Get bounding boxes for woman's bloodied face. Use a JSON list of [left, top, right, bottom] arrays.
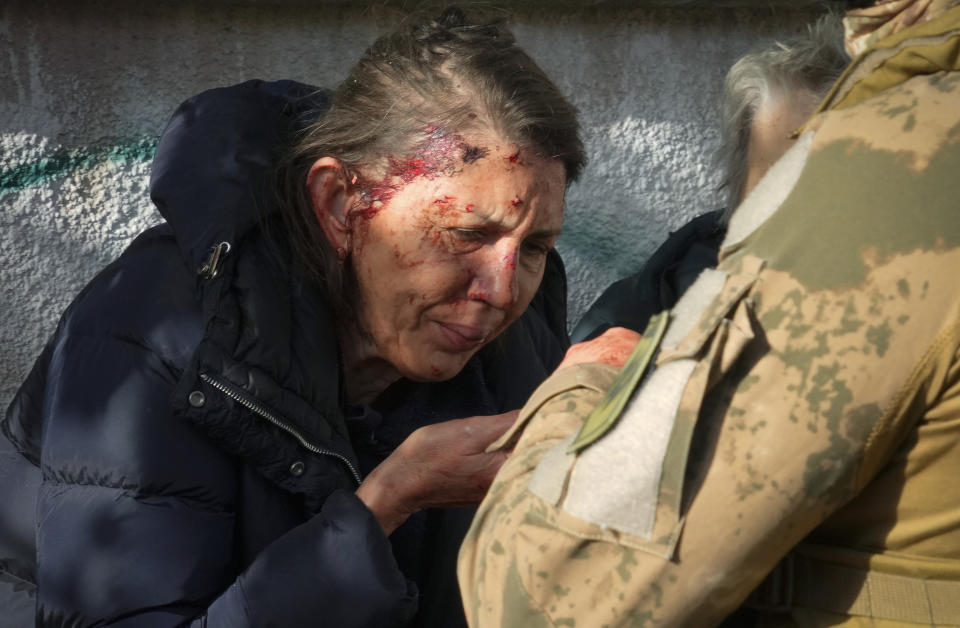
[[345, 129, 565, 382]]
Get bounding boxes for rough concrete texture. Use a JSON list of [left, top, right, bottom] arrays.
[[1, 1, 817, 410]]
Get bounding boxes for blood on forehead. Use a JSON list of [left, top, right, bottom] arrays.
[[388, 126, 488, 183], [348, 126, 491, 224]]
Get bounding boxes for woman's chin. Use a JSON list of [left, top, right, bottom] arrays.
[[401, 351, 475, 383]]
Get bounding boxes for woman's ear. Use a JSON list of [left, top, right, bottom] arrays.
[[306, 157, 357, 251]]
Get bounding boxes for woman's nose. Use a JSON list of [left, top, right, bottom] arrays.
[[468, 245, 520, 310]]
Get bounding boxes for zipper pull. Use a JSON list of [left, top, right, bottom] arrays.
[[197, 241, 232, 279]]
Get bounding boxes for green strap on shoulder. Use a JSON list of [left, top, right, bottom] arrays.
[[568, 312, 670, 454]]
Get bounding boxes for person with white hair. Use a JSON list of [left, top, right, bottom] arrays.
[[571, 14, 849, 345]]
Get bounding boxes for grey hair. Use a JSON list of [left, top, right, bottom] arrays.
[[717, 13, 849, 219], [274, 6, 583, 321]]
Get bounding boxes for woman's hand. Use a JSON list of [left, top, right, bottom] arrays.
[[557, 326, 641, 370], [356, 410, 518, 535]]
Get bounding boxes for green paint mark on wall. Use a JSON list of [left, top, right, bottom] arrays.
[[0, 136, 157, 197]]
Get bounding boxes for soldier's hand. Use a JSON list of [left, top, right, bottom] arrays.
[[355, 410, 518, 535], [557, 326, 641, 370]]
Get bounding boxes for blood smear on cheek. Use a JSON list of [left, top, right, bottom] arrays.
[[395, 244, 426, 268], [425, 227, 443, 247], [348, 180, 396, 224]]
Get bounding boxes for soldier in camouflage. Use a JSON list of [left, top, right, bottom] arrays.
[[459, 1, 960, 625]]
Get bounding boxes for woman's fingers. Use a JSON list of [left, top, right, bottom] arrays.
[[356, 412, 519, 535], [451, 410, 519, 453]]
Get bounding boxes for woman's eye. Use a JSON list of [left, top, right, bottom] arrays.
[[519, 242, 551, 271], [451, 228, 485, 242], [441, 228, 487, 254], [521, 241, 550, 257]]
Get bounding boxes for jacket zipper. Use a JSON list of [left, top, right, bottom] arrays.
[[199, 372, 362, 486]]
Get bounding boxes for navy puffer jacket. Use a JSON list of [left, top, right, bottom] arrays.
[[570, 209, 725, 343], [0, 80, 567, 627]]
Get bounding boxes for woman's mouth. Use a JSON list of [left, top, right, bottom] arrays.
[[432, 321, 490, 351]]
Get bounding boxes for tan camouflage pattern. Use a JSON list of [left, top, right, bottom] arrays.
[[844, 0, 960, 57], [459, 7, 960, 627]]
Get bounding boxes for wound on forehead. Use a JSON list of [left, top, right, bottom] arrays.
[[387, 126, 489, 184], [462, 144, 489, 164], [353, 126, 491, 222]]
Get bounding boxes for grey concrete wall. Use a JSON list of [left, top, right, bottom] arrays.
[[1, 1, 817, 410]]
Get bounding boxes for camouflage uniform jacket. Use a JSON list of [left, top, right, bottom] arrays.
[[459, 7, 960, 627]]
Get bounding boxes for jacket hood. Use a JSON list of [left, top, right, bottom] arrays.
[[150, 79, 330, 273]]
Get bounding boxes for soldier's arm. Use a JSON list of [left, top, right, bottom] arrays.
[[459, 257, 960, 627], [461, 44, 960, 626]]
